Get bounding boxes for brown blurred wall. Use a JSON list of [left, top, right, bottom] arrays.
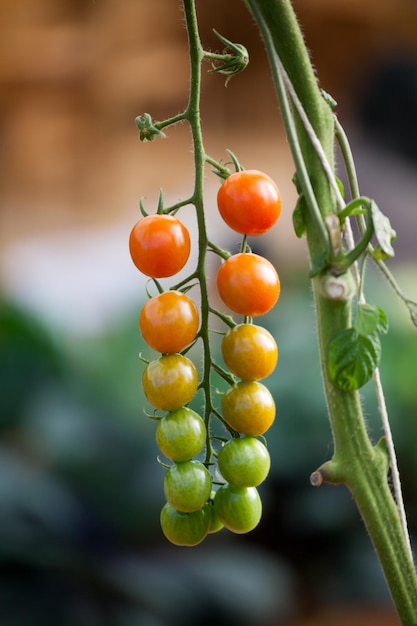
[[0, 0, 417, 252]]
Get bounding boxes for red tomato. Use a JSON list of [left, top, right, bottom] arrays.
[[139, 291, 199, 354], [129, 214, 190, 277], [216, 253, 280, 316], [217, 170, 281, 235]]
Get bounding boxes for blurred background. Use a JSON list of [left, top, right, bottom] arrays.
[[1, 0, 417, 624]]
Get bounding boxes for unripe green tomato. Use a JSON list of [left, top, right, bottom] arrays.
[[222, 381, 275, 436], [142, 354, 198, 411], [221, 324, 278, 381], [160, 502, 210, 546], [164, 460, 212, 513], [156, 408, 206, 462], [217, 437, 270, 487], [214, 484, 262, 534], [204, 492, 224, 534]]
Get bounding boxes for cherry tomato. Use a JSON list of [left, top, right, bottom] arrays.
[[217, 253, 280, 316], [142, 354, 198, 411], [221, 323, 278, 380], [217, 169, 281, 236], [221, 380, 275, 436], [129, 214, 190, 277], [204, 492, 224, 534], [217, 436, 270, 487], [213, 484, 262, 534], [160, 502, 210, 546], [140, 291, 199, 354], [164, 460, 212, 512], [156, 407, 206, 462]]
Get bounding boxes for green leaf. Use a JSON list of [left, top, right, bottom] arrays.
[[328, 328, 381, 391], [370, 201, 396, 258], [355, 304, 388, 336], [292, 195, 306, 238], [375, 306, 389, 335]]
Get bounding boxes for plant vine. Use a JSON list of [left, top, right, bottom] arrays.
[[129, 0, 417, 621]]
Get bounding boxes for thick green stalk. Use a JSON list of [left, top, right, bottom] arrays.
[[247, 0, 417, 621]]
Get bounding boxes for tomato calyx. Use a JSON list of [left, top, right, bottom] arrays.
[[206, 30, 249, 86], [135, 113, 167, 143]]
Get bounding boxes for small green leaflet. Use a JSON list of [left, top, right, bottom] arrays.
[[370, 201, 396, 259], [355, 304, 389, 337], [328, 304, 388, 391], [328, 328, 381, 391]]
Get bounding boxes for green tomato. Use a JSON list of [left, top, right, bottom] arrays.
[[214, 484, 262, 534], [204, 492, 224, 534], [142, 354, 198, 411], [156, 408, 206, 462], [160, 502, 210, 546], [217, 436, 270, 487], [164, 460, 212, 513]]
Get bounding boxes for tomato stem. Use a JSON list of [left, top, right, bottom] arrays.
[[246, 0, 417, 620], [181, 0, 225, 468]]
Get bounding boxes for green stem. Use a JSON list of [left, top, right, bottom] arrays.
[[247, 0, 417, 621], [182, 0, 217, 466], [336, 117, 417, 325]]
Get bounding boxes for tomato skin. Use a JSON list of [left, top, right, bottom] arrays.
[[140, 291, 199, 354], [156, 408, 206, 462], [217, 436, 271, 487], [213, 484, 262, 534], [142, 354, 198, 411], [221, 381, 275, 436], [217, 169, 281, 236], [221, 323, 278, 380], [217, 253, 280, 317], [204, 494, 224, 534], [164, 460, 212, 513], [129, 214, 191, 277], [160, 502, 210, 546]]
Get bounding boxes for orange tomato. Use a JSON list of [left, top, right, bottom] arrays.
[[217, 169, 281, 236], [217, 253, 280, 316], [221, 381, 275, 436], [129, 214, 190, 277], [221, 323, 278, 380], [140, 291, 199, 354]]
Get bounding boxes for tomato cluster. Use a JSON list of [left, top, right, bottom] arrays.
[[129, 169, 281, 546]]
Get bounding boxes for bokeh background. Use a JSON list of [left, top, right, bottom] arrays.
[[1, 1, 417, 624]]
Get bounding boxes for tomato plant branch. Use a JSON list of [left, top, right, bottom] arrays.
[[246, 0, 417, 620], [334, 118, 412, 554], [255, 24, 329, 256], [182, 0, 238, 470], [335, 117, 417, 327]]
